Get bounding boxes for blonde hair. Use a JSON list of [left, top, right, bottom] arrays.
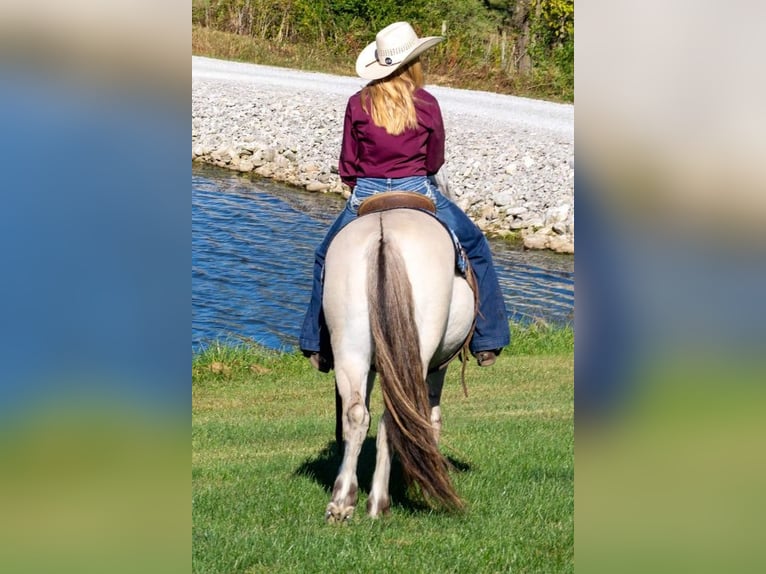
[[360, 60, 425, 135]]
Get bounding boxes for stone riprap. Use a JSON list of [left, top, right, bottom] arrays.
[[192, 56, 574, 253]]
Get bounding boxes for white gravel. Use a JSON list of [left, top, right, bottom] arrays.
[[192, 56, 574, 252]]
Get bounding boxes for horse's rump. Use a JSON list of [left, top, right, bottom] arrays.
[[323, 209, 471, 370]]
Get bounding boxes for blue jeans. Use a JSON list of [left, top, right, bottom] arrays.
[[299, 176, 510, 355]]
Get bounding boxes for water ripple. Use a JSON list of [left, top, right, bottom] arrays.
[[192, 166, 574, 351]]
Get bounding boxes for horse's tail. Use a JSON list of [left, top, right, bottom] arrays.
[[367, 216, 464, 511]]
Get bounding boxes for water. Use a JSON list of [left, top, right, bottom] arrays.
[[192, 165, 573, 352]]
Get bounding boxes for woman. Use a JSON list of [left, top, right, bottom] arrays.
[[299, 21, 510, 371]]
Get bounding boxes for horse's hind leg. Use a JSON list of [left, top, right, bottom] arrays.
[[334, 383, 343, 447], [427, 369, 447, 445], [367, 369, 447, 517], [367, 412, 392, 517], [326, 362, 370, 523]]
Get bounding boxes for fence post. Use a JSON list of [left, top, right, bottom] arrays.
[[501, 28, 507, 67]]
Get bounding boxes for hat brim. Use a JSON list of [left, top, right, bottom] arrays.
[[355, 36, 444, 81]]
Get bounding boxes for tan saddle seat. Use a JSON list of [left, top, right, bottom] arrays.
[[357, 191, 436, 217]]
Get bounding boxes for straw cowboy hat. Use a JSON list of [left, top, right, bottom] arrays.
[[355, 22, 444, 81]]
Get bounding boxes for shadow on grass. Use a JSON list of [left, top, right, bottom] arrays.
[[294, 438, 472, 513]]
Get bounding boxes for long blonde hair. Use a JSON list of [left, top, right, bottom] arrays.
[[360, 59, 425, 135]]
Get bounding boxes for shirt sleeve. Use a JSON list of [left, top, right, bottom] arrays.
[[425, 98, 445, 175], [338, 98, 359, 189]]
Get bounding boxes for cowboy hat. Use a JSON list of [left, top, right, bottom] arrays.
[[355, 22, 444, 81]]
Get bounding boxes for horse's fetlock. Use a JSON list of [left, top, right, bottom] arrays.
[[367, 494, 391, 518], [331, 477, 344, 499]]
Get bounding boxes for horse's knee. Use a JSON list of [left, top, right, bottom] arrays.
[[347, 402, 369, 429]]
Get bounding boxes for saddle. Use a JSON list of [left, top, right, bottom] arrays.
[[357, 191, 436, 217]]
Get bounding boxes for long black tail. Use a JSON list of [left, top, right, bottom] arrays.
[[367, 215, 463, 511]]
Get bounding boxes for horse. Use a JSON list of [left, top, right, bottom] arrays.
[[321, 200, 476, 522]]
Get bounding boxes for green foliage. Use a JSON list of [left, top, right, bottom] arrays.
[[528, 0, 574, 70], [191, 0, 573, 101], [537, 0, 575, 43]]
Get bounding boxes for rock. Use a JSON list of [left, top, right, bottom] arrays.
[[522, 156, 535, 169], [523, 233, 549, 250], [274, 154, 291, 168], [210, 145, 227, 161], [479, 204, 497, 220], [306, 181, 330, 192], [493, 192, 514, 207], [224, 146, 238, 162], [548, 235, 574, 254], [237, 159, 254, 172], [262, 148, 276, 162], [255, 165, 274, 177], [545, 203, 571, 225], [300, 163, 321, 174]]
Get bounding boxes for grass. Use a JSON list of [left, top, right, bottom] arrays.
[[192, 25, 353, 78], [192, 323, 573, 573], [507, 320, 574, 355]]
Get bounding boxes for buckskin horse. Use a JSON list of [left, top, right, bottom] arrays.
[[322, 193, 476, 522]]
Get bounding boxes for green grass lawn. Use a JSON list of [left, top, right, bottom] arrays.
[[193, 324, 573, 573]]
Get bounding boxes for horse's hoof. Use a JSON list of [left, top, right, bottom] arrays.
[[325, 502, 354, 524]]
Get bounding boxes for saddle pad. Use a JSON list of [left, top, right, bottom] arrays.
[[357, 191, 436, 216]]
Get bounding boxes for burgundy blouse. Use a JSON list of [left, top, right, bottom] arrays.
[[338, 88, 445, 189]]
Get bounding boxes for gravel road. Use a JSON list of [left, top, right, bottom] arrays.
[[192, 56, 574, 252]]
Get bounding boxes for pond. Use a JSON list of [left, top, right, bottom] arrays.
[[192, 165, 573, 352]]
